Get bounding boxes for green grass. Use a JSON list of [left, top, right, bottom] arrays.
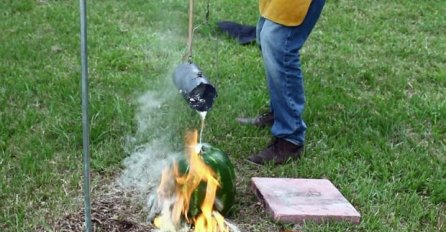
[[1, 0, 445, 231]]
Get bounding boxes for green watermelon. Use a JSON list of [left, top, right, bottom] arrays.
[[176, 143, 236, 218]]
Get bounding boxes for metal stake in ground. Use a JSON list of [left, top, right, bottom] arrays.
[[79, 0, 92, 231]]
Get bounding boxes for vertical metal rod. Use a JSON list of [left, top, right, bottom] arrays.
[[186, 0, 194, 61], [79, 0, 92, 231]]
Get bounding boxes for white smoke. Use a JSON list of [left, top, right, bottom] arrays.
[[115, 18, 186, 194], [117, 138, 179, 194], [116, 87, 182, 193]]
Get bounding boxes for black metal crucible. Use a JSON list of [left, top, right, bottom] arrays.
[[172, 62, 217, 112]]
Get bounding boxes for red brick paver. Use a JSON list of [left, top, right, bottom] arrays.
[[251, 177, 361, 224]]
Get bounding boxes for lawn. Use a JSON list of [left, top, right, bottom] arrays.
[[1, 0, 445, 231]]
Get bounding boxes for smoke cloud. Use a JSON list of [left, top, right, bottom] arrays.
[[116, 28, 185, 197]]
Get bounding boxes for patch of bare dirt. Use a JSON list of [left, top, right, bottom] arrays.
[[40, 158, 287, 232], [39, 188, 153, 232]]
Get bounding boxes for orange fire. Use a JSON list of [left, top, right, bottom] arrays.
[[153, 130, 229, 232]]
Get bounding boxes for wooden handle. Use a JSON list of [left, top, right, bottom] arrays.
[[186, 0, 194, 61]]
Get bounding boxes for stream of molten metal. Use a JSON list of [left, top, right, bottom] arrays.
[[154, 130, 229, 232]]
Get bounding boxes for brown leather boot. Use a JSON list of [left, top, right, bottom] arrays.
[[247, 138, 304, 165], [236, 112, 274, 127]]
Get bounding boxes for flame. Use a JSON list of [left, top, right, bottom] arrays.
[[154, 130, 229, 232]]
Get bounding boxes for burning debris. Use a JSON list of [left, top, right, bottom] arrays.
[[147, 130, 238, 232]]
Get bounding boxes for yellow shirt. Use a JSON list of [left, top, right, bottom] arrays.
[[259, 0, 312, 26]]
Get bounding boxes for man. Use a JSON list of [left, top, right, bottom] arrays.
[[238, 0, 325, 165]]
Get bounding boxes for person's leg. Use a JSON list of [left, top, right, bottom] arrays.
[[256, 17, 265, 48], [248, 0, 325, 165], [261, 0, 325, 145], [261, 19, 306, 145], [235, 17, 275, 127]]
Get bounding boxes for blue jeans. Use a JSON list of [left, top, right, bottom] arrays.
[[256, 0, 325, 145]]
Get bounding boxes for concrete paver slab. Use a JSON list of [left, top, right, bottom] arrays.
[[251, 177, 361, 224]]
